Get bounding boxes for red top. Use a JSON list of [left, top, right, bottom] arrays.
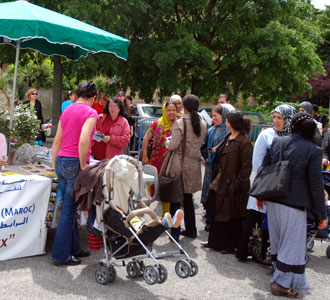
[[92, 101, 105, 115]]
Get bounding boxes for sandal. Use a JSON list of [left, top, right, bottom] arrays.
[[270, 282, 301, 298]]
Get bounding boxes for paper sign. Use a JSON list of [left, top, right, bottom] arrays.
[[0, 175, 51, 261], [200, 109, 212, 126]]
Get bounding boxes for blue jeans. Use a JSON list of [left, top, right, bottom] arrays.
[[51, 156, 81, 263]]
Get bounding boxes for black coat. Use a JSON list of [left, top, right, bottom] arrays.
[[23, 99, 44, 124], [23, 99, 45, 142], [205, 133, 252, 222], [263, 133, 327, 220]]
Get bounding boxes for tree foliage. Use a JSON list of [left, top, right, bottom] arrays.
[[317, 5, 330, 65], [104, 0, 324, 102], [0, 0, 327, 105]]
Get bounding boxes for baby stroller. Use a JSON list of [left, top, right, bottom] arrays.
[[306, 171, 330, 260], [91, 155, 198, 285]]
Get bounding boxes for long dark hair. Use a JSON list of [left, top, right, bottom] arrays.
[[123, 95, 132, 118], [226, 111, 251, 135], [103, 97, 127, 118], [76, 81, 97, 99], [183, 94, 201, 137]]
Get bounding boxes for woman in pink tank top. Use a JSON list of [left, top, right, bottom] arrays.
[[51, 81, 98, 266]]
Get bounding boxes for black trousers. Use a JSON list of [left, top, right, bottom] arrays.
[[182, 193, 196, 235], [170, 193, 196, 238], [170, 202, 181, 239]]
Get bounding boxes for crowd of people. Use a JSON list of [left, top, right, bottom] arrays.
[[2, 81, 329, 298]]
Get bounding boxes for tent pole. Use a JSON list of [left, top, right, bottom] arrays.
[[8, 40, 20, 155]]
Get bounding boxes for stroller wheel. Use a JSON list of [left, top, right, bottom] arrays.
[[138, 260, 145, 276], [326, 245, 330, 258], [157, 264, 168, 284], [143, 266, 159, 285], [108, 265, 117, 283], [126, 261, 140, 278], [305, 253, 309, 265], [95, 266, 110, 285], [188, 260, 199, 277], [175, 260, 191, 279]]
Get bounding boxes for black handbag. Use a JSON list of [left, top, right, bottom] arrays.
[[249, 136, 290, 200], [159, 119, 187, 203]]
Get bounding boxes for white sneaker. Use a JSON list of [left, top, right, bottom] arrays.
[[172, 209, 184, 228], [162, 213, 173, 228]]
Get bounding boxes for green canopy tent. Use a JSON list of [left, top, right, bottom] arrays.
[[0, 0, 129, 148]]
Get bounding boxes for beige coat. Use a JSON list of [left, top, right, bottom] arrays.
[[161, 113, 207, 194]]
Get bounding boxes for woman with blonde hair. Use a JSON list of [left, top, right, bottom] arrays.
[[23, 88, 45, 145]]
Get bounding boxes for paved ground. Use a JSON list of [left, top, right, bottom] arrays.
[[1, 189, 330, 300]]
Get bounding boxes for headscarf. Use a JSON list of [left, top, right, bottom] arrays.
[[272, 104, 296, 136], [206, 105, 230, 163], [157, 102, 175, 133], [298, 101, 313, 116]]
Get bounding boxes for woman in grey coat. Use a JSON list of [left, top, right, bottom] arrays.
[[165, 94, 207, 240]]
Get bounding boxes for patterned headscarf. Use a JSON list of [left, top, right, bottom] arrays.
[[272, 104, 296, 136], [157, 102, 175, 133]]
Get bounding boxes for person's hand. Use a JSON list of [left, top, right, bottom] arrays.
[[0, 159, 8, 167], [212, 146, 217, 154], [142, 155, 149, 166], [102, 135, 110, 143], [256, 200, 265, 210], [322, 159, 329, 166], [80, 163, 89, 171], [318, 219, 328, 230]]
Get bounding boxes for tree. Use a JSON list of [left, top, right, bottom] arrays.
[[100, 0, 324, 103], [0, 0, 326, 105], [317, 5, 330, 65], [292, 65, 330, 107]]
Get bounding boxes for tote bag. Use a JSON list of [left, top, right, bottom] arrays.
[[249, 137, 290, 200]]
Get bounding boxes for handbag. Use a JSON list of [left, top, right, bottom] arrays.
[[159, 119, 187, 203], [249, 136, 290, 200]]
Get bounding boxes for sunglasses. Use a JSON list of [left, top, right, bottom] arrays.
[[32, 92, 38, 95]]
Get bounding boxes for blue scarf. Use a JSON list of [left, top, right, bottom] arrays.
[[206, 107, 229, 163]]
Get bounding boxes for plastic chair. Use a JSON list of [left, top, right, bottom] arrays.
[[142, 164, 159, 204]]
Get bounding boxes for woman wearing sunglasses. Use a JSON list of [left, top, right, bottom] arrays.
[[23, 88, 45, 145]]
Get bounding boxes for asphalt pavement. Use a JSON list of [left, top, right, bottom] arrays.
[[1, 176, 330, 299]]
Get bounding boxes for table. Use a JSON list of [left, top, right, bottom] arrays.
[[0, 169, 52, 261]]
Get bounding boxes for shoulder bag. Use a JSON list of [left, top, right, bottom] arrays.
[[249, 136, 290, 200], [159, 119, 187, 203]]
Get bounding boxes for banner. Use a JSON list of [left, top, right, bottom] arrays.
[[0, 175, 51, 261]]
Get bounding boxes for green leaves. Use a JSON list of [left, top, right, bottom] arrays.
[[0, 0, 327, 106]]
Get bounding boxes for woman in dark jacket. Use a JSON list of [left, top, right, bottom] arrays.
[[258, 112, 328, 298], [201, 111, 252, 253], [23, 88, 45, 145]]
